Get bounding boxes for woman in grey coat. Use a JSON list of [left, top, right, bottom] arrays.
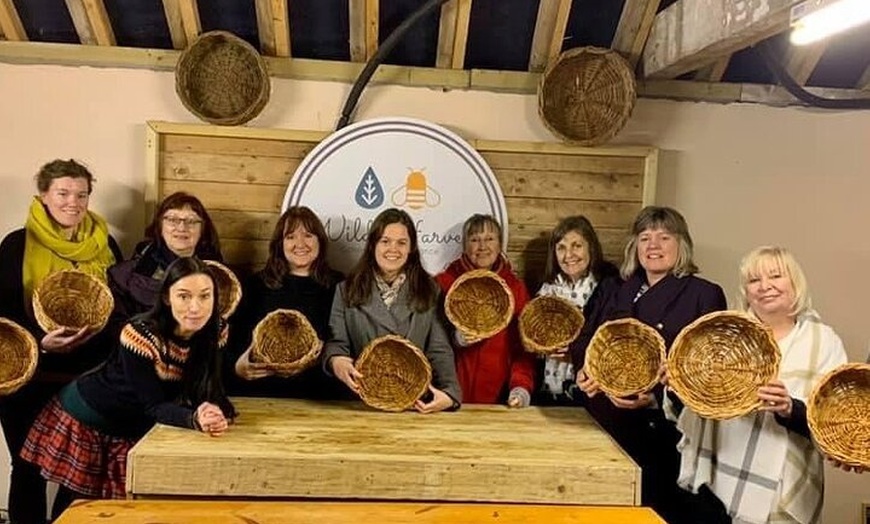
[[322, 208, 461, 412]]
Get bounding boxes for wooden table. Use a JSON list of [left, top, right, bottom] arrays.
[[57, 500, 666, 523], [126, 398, 639, 505]]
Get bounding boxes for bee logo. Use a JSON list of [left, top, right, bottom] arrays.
[[391, 169, 441, 210]]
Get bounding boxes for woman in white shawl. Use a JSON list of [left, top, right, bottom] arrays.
[[669, 246, 847, 524]]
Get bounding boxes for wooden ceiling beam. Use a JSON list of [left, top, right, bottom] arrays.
[[0, 0, 27, 41], [65, 0, 115, 46], [271, 0, 290, 57], [783, 40, 827, 86], [643, 0, 801, 79], [693, 54, 730, 82], [611, 0, 662, 69], [528, 0, 572, 72], [161, 0, 188, 49], [255, 0, 277, 55], [349, 0, 365, 62], [450, 0, 472, 69], [365, 0, 378, 61], [178, 0, 201, 45], [437, 0, 472, 69]]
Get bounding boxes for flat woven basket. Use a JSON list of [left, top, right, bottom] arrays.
[[32, 270, 113, 340], [538, 46, 636, 146], [808, 363, 870, 469], [355, 335, 432, 412], [0, 318, 38, 396], [519, 295, 585, 354], [444, 269, 514, 340], [668, 310, 781, 420], [175, 30, 270, 126], [584, 318, 665, 397], [251, 309, 322, 375], [203, 260, 242, 319]]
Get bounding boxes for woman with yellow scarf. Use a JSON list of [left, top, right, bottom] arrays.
[[0, 159, 122, 524]]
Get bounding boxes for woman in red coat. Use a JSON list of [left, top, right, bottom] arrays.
[[435, 214, 535, 407]]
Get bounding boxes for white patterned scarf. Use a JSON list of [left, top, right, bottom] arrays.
[[672, 311, 847, 524], [375, 273, 406, 310]]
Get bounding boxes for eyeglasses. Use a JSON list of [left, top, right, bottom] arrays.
[[163, 216, 203, 229]]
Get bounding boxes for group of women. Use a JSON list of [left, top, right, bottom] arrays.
[[0, 158, 857, 524]]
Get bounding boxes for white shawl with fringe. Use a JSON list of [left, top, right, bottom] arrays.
[[670, 312, 847, 524]]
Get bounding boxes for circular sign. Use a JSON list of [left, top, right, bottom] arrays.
[[283, 117, 508, 274]]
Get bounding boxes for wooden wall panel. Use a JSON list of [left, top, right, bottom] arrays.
[[147, 122, 656, 288]]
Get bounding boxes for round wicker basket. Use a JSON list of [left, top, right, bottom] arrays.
[[32, 270, 113, 340], [444, 269, 514, 340], [538, 46, 636, 146], [175, 30, 270, 126], [355, 335, 432, 412], [203, 260, 242, 319], [584, 318, 665, 398], [251, 309, 322, 375], [0, 318, 38, 396], [808, 363, 870, 469], [519, 295, 585, 354], [668, 311, 781, 420]]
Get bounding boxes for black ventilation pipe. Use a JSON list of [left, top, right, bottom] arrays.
[[336, 0, 452, 130]]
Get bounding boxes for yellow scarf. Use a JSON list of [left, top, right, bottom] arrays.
[[23, 197, 117, 306]]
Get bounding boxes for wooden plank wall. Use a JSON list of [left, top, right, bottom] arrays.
[[148, 123, 656, 290]]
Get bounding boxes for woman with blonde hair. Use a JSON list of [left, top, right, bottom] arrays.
[[672, 246, 848, 523]]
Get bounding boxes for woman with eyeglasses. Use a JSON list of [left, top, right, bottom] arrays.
[[107, 192, 223, 327]]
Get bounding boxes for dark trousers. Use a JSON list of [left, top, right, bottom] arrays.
[[0, 381, 63, 524]]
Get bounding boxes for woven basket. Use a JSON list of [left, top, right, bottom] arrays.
[[519, 295, 585, 354], [355, 335, 432, 412], [444, 269, 515, 340], [0, 318, 38, 396], [584, 318, 665, 397], [668, 311, 781, 420], [32, 270, 113, 339], [203, 260, 242, 319], [808, 363, 870, 469], [175, 30, 270, 126], [538, 46, 636, 146], [251, 309, 322, 375]]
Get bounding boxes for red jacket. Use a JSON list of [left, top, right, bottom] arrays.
[[435, 254, 536, 404]]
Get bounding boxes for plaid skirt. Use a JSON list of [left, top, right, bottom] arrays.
[[20, 397, 135, 499]]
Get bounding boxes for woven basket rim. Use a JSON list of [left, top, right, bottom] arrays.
[[252, 308, 322, 373], [519, 295, 585, 354], [32, 269, 114, 335], [538, 46, 637, 146], [808, 362, 870, 468], [584, 317, 665, 397], [355, 334, 432, 412], [444, 269, 515, 340], [0, 317, 38, 396], [668, 310, 781, 420], [175, 30, 271, 126], [203, 260, 242, 319]]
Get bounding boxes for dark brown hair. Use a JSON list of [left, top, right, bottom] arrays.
[[543, 215, 607, 283], [260, 206, 336, 289], [144, 192, 222, 260]]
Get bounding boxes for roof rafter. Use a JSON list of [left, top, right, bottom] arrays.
[[784, 40, 827, 86], [177, 0, 201, 46], [161, 0, 188, 49], [255, 0, 290, 57], [528, 0, 572, 72], [0, 0, 27, 41], [255, 0, 277, 55], [694, 54, 730, 82], [65, 0, 116, 46], [643, 0, 801, 79], [436, 0, 471, 69], [349, 0, 365, 62], [611, 0, 662, 69], [859, 63, 870, 91]]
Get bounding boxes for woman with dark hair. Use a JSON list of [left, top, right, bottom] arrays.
[[20, 257, 235, 518], [229, 206, 343, 399], [323, 208, 461, 413], [534, 215, 620, 405], [435, 214, 535, 408], [0, 158, 122, 523], [571, 206, 727, 524], [108, 191, 222, 325]]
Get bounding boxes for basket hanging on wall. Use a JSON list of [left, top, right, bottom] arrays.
[[538, 46, 637, 146], [175, 30, 271, 126]]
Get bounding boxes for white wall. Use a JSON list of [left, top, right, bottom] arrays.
[[1, 62, 869, 522]]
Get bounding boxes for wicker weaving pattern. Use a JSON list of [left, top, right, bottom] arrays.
[[538, 47, 636, 146], [808, 363, 870, 469], [32, 270, 113, 340], [355, 335, 432, 412], [203, 260, 242, 319], [668, 311, 781, 420], [444, 269, 515, 340], [175, 30, 270, 126], [584, 318, 665, 398], [519, 295, 585, 354], [251, 309, 322, 375], [0, 318, 38, 396]]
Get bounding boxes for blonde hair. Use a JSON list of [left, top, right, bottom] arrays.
[[738, 246, 810, 317], [620, 206, 698, 280]]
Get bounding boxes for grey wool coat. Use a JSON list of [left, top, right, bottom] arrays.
[[322, 281, 462, 405]]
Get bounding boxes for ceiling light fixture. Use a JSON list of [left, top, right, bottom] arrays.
[[790, 0, 870, 45]]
